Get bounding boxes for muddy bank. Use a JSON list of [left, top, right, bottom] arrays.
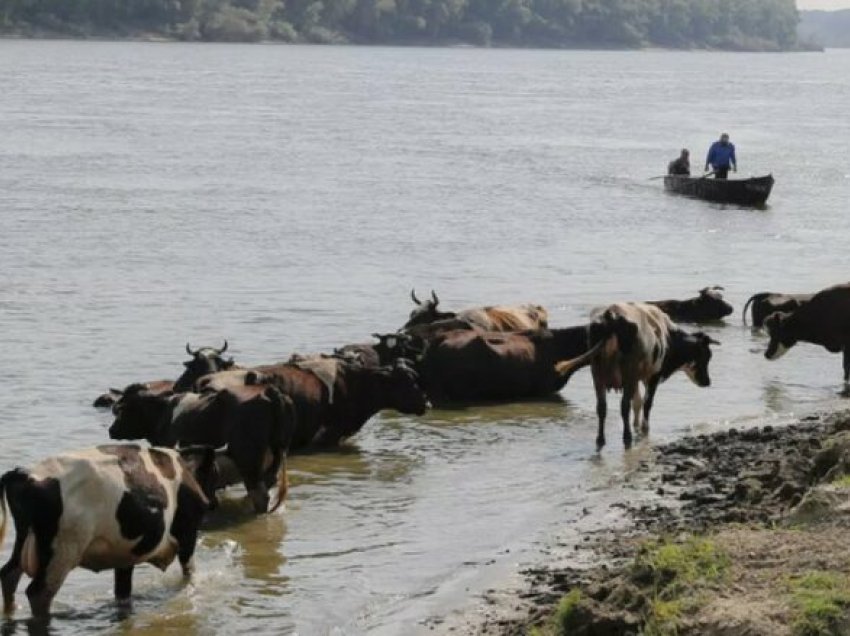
[[470, 411, 850, 635]]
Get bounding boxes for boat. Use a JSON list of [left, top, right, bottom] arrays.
[[663, 174, 774, 206]]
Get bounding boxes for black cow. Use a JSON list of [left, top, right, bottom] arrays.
[[648, 286, 733, 323], [764, 283, 850, 382], [93, 341, 235, 408], [109, 383, 295, 513], [0, 445, 216, 618], [743, 292, 813, 327]]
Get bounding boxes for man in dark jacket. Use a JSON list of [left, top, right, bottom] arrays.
[[668, 149, 690, 175], [705, 133, 737, 179]]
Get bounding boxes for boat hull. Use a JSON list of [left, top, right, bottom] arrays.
[[663, 174, 774, 206]]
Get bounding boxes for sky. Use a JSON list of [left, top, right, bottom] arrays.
[[798, 0, 850, 9]]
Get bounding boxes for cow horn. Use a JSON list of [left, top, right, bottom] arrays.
[[218, 340, 228, 354], [186, 343, 198, 356], [431, 290, 439, 305], [109, 387, 124, 396], [411, 289, 422, 305]]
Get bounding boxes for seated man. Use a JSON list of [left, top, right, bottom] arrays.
[[668, 148, 690, 176]]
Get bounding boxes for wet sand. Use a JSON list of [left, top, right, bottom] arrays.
[[446, 409, 850, 635]]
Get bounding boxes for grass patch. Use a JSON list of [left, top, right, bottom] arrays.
[[830, 474, 850, 488], [531, 588, 581, 636], [633, 536, 729, 635], [789, 571, 850, 636]]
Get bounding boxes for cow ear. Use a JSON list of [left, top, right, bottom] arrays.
[[694, 332, 720, 346], [183, 361, 192, 368]]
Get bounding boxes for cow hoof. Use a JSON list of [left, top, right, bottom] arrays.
[[623, 436, 633, 449], [595, 437, 606, 451]]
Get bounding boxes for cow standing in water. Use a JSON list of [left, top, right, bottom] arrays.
[[93, 342, 236, 408], [764, 283, 850, 382], [404, 289, 548, 332], [109, 384, 295, 513], [744, 292, 813, 327], [556, 303, 719, 450], [0, 445, 216, 618]]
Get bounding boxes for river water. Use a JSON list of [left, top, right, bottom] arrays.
[[1, 41, 849, 635]]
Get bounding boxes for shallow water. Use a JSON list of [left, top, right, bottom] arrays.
[[0, 41, 849, 635]]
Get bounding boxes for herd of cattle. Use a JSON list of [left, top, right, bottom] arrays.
[[2, 282, 849, 619]]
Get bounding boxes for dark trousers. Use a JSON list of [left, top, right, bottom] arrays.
[[714, 166, 730, 179]]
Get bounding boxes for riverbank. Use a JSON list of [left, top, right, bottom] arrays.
[[461, 410, 850, 635]]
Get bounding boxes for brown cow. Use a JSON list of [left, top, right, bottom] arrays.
[[404, 289, 548, 332], [203, 359, 430, 450], [414, 325, 591, 402], [764, 283, 850, 382]]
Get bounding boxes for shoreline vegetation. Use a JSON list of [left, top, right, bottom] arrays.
[[481, 411, 850, 636], [0, 0, 817, 51]]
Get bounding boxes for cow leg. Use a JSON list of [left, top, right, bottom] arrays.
[[642, 376, 661, 433], [593, 372, 607, 450], [114, 566, 134, 601], [1, 552, 23, 615], [632, 387, 645, 435], [843, 348, 850, 384], [26, 543, 76, 619], [621, 380, 637, 448]]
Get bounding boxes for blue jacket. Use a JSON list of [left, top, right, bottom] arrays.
[[706, 141, 736, 169]]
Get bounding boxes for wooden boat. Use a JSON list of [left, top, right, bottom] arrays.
[[663, 174, 774, 206]]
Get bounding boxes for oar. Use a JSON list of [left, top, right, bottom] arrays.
[[648, 175, 667, 181], [700, 170, 717, 179]]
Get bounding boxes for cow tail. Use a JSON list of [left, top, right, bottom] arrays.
[[742, 293, 766, 326], [554, 338, 608, 379], [266, 387, 294, 513], [0, 469, 28, 550], [0, 473, 7, 550]]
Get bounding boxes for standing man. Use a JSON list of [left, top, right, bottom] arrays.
[[705, 133, 736, 179]]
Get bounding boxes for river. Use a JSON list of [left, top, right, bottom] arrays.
[[1, 41, 849, 635]]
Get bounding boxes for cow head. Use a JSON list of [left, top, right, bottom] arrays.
[[381, 359, 430, 415], [403, 289, 455, 329], [109, 384, 173, 444], [372, 332, 426, 364], [764, 312, 795, 360], [174, 341, 235, 392], [179, 446, 219, 510], [696, 286, 734, 320], [681, 332, 719, 387]]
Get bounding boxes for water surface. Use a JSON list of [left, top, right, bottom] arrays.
[[1, 41, 849, 635]]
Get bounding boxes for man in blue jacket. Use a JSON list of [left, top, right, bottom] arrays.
[[705, 133, 737, 179]]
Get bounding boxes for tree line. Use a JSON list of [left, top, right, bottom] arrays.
[[0, 0, 801, 50]]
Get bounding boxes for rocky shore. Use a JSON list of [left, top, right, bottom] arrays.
[[475, 411, 850, 635]]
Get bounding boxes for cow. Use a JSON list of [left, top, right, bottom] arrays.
[[202, 359, 429, 450], [764, 283, 850, 382], [0, 444, 216, 618], [404, 289, 548, 333], [743, 292, 813, 327], [333, 333, 425, 368], [556, 303, 719, 450], [109, 383, 295, 513], [647, 286, 733, 323], [413, 326, 591, 402], [93, 341, 236, 408]]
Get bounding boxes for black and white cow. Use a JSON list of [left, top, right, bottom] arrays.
[[0, 445, 216, 618], [556, 302, 719, 450]]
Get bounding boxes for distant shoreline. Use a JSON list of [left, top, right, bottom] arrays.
[[0, 30, 824, 53]]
